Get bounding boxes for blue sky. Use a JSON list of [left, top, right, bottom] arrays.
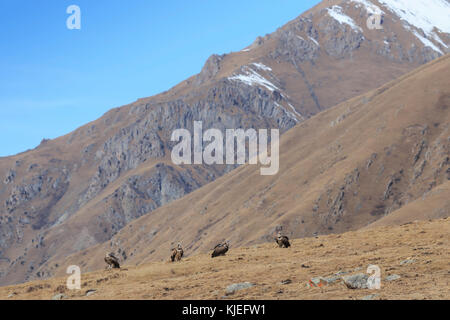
[[0, 0, 320, 157]]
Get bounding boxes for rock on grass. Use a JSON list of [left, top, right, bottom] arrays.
[[342, 274, 369, 289], [225, 282, 254, 295]]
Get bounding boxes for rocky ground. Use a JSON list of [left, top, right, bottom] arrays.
[[1, 217, 448, 300]]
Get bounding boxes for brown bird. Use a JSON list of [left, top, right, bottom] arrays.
[[104, 252, 120, 269], [170, 243, 184, 262], [211, 241, 230, 258], [275, 232, 291, 248]]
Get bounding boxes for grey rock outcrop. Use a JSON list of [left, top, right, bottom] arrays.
[[342, 273, 369, 289], [225, 282, 255, 295]]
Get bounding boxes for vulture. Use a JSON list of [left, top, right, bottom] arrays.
[[170, 243, 184, 262], [104, 252, 120, 269], [275, 232, 291, 248], [211, 241, 229, 258]]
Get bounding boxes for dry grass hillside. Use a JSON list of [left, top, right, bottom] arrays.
[[1, 217, 448, 300]]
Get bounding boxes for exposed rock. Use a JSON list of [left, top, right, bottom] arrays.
[[3, 170, 16, 185], [324, 275, 342, 284], [307, 277, 329, 287], [400, 259, 416, 266], [385, 274, 401, 282], [225, 282, 255, 295], [85, 289, 97, 296], [318, 13, 364, 58], [271, 17, 320, 64], [361, 294, 378, 300], [52, 293, 67, 300], [342, 273, 369, 289], [196, 54, 224, 85]]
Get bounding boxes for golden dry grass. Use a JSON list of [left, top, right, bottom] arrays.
[[1, 217, 448, 300]]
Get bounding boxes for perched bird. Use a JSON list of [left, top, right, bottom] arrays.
[[170, 243, 184, 262], [211, 241, 230, 258], [275, 232, 291, 248], [104, 252, 120, 269]]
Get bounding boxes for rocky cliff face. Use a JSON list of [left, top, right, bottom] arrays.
[[1, 0, 449, 285]]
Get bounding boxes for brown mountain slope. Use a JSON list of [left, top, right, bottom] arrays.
[[1, 217, 448, 300], [1, 0, 449, 285], [47, 53, 450, 278], [365, 181, 450, 228]]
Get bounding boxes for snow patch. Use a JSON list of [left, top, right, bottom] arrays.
[[431, 33, 448, 49], [351, 0, 385, 15], [274, 102, 300, 123], [287, 102, 304, 121], [378, 0, 450, 35], [412, 30, 444, 54], [309, 36, 319, 46], [327, 5, 363, 32], [378, 0, 449, 52], [229, 66, 279, 92], [251, 62, 272, 72]]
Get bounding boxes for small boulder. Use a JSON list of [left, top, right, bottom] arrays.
[[225, 282, 254, 295], [400, 259, 416, 266], [361, 294, 378, 300], [307, 277, 328, 288], [343, 274, 369, 289], [52, 293, 67, 300], [385, 274, 401, 282], [324, 276, 341, 284], [85, 289, 97, 297]]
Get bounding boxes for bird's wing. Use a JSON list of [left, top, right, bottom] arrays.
[[109, 253, 118, 260]]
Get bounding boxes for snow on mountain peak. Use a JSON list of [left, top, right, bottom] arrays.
[[228, 66, 279, 92], [377, 0, 450, 36], [327, 5, 363, 32], [351, 0, 385, 15], [350, 0, 449, 53]]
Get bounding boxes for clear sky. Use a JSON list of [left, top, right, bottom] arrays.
[[0, 0, 320, 157]]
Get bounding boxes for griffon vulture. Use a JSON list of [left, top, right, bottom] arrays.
[[170, 243, 184, 262], [211, 241, 229, 258], [275, 232, 291, 248], [104, 252, 120, 269]]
